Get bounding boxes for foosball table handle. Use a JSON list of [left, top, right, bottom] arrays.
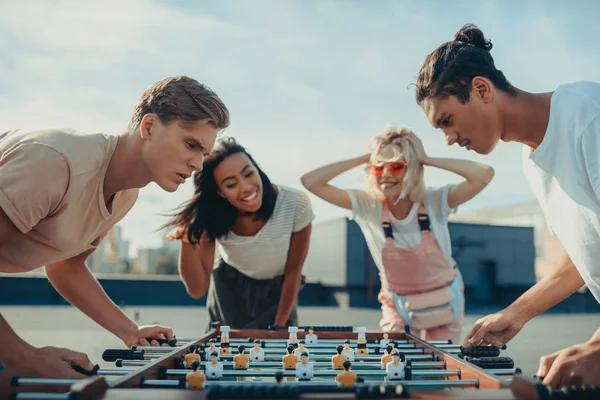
[[468, 356, 514, 369], [459, 345, 506, 358], [71, 363, 100, 376], [143, 337, 177, 347], [535, 383, 600, 399], [102, 349, 144, 362]]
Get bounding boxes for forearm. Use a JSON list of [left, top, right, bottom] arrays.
[[274, 272, 302, 326], [178, 243, 211, 299], [45, 263, 137, 342], [0, 314, 30, 364], [423, 157, 494, 184], [301, 154, 370, 189], [507, 250, 584, 322]]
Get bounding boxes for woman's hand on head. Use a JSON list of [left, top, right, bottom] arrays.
[[405, 133, 429, 164]]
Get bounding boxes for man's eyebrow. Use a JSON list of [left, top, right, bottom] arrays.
[[435, 112, 447, 128]]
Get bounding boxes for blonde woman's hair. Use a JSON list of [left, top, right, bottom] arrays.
[[366, 126, 426, 203]]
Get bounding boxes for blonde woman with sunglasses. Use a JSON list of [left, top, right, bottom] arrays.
[[301, 127, 494, 343]]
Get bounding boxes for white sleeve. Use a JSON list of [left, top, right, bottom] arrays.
[[581, 116, 600, 199], [292, 190, 315, 232], [427, 185, 457, 222], [347, 189, 380, 223]]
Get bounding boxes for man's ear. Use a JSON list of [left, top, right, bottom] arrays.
[[471, 76, 494, 104], [139, 114, 157, 140]]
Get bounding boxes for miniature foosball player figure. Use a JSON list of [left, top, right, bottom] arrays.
[[379, 332, 390, 350], [386, 351, 406, 381], [356, 327, 368, 356], [233, 345, 249, 369], [282, 345, 298, 369], [274, 370, 284, 385], [381, 345, 394, 369], [207, 338, 220, 360], [294, 340, 309, 359], [331, 345, 348, 370], [233, 344, 249, 381], [336, 360, 358, 388], [249, 339, 265, 362], [205, 351, 224, 380], [186, 360, 206, 389], [295, 352, 314, 381], [220, 326, 231, 355], [288, 326, 299, 348], [184, 344, 201, 368], [341, 339, 355, 361], [305, 327, 318, 344]]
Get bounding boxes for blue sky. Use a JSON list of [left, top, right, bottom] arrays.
[[2, 0, 600, 255]]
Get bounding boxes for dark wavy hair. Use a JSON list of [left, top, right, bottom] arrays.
[[415, 23, 516, 105], [164, 137, 276, 243]]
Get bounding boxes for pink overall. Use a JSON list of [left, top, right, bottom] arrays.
[[377, 201, 465, 344]]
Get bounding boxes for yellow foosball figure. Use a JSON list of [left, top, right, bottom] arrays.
[[184, 345, 201, 368], [331, 345, 348, 370], [336, 360, 358, 388], [186, 361, 206, 389]]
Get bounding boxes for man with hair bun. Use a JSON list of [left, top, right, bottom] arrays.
[[416, 23, 600, 389]]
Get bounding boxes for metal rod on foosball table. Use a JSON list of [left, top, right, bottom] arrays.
[[216, 353, 436, 362], [164, 368, 461, 379], [140, 378, 479, 389], [10, 378, 116, 387], [10, 394, 71, 400], [190, 360, 446, 370], [116, 360, 151, 367]]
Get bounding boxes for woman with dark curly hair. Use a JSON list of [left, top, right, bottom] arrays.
[[166, 137, 314, 331]]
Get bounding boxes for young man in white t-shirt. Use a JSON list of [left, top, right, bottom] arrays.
[[0, 76, 229, 381], [415, 23, 600, 388]]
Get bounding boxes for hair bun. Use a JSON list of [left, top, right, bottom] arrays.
[[453, 23, 493, 51]]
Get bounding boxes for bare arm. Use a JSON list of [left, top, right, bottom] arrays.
[[407, 134, 494, 209], [301, 154, 371, 210], [465, 245, 584, 346], [423, 157, 494, 208], [274, 224, 312, 326], [506, 246, 584, 322], [45, 250, 174, 347], [178, 233, 216, 299]]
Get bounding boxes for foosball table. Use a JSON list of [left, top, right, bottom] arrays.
[[7, 324, 599, 399]]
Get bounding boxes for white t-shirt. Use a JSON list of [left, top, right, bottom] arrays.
[[216, 185, 315, 279], [347, 185, 457, 276], [522, 81, 600, 304]]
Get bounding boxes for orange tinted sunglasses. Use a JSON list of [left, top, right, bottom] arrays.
[[368, 162, 406, 177]]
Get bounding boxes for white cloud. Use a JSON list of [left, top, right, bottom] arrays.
[[1, 0, 599, 257]]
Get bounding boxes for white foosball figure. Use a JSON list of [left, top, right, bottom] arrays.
[[207, 339, 220, 360], [380, 332, 390, 350], [294, 340, 309, 358], [356, 327, 368, 355], [287, 326, 299, 347], [205, 351, 224, 380], [295, 352, 313, 380], [249, 339, 265, 362], [341, 339, 355, 361], [305, 327, 318, 344], [220, 325, 231, 354], [385, 352, 405, 380]]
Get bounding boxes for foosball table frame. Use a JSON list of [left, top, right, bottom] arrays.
[[6, 324, 587, 400]]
